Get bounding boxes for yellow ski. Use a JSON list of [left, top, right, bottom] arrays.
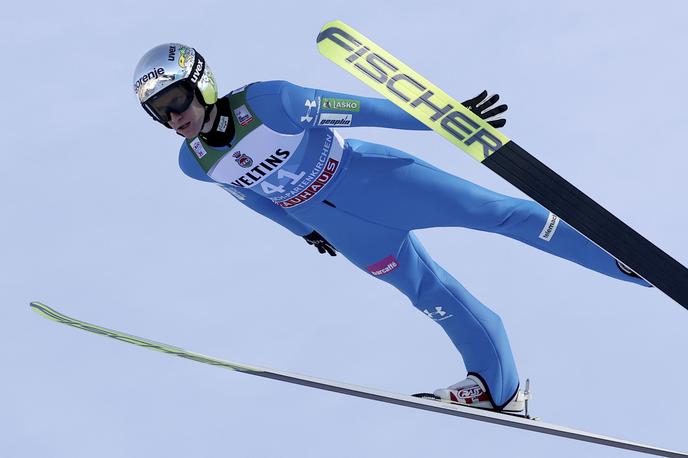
[[316, 20, 688, 310]]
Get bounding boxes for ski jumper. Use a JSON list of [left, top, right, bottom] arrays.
[[178, 81, 649, 408]]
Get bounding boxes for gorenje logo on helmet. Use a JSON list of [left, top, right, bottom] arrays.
[[134, 67, 165, 91]]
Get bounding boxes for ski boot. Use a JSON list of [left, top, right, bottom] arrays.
[[416, 375, 533, 417]]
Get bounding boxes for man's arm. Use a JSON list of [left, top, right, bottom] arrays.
[[216, 185, 337, 256], [215, 183, 315, 237], [248, 81, 506, 132]]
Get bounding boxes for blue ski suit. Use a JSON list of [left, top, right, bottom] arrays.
[[178, 81, 649, 408]]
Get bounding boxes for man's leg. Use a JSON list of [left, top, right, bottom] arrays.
[[332, 140, 649, 286], [293, 202, 520, 408]]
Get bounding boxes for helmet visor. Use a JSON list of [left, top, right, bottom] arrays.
[[143, 81, 195, 123]]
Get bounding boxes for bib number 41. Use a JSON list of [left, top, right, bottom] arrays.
[[260, 169, 306, 194]]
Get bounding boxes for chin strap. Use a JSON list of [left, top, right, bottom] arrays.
[[195, 86, 216, 126], [203, 101, 214, 124]]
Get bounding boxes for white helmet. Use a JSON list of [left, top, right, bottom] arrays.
[[133, 43, 218, 127]]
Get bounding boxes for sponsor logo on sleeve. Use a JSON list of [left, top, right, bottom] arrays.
[[190, 138, 207, 159], [317, 113, 352, 127], [301, 99, 318, 123], [321, 98, 360, 112], [233, 104, 254, 126], [539, 212, 561, 241], [367, 255, 399, 276]]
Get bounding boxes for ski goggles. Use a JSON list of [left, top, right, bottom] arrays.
[[142, 80, 196, 124]]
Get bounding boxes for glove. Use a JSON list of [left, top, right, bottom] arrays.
[[462, 90, 508, 128], [303, 231, 337, 256]]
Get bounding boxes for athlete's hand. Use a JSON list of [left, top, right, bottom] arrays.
[[303, 231, 337, 256], [462, 90, 508, 128]]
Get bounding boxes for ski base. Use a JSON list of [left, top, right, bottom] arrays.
[[30, 301, 687, 457]]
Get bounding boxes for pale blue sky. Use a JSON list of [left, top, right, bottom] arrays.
[[4, 1, 688, 457]]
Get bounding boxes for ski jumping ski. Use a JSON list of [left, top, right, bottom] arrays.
[[30, 301, 686, 457], [316, 20, 688, 310]]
